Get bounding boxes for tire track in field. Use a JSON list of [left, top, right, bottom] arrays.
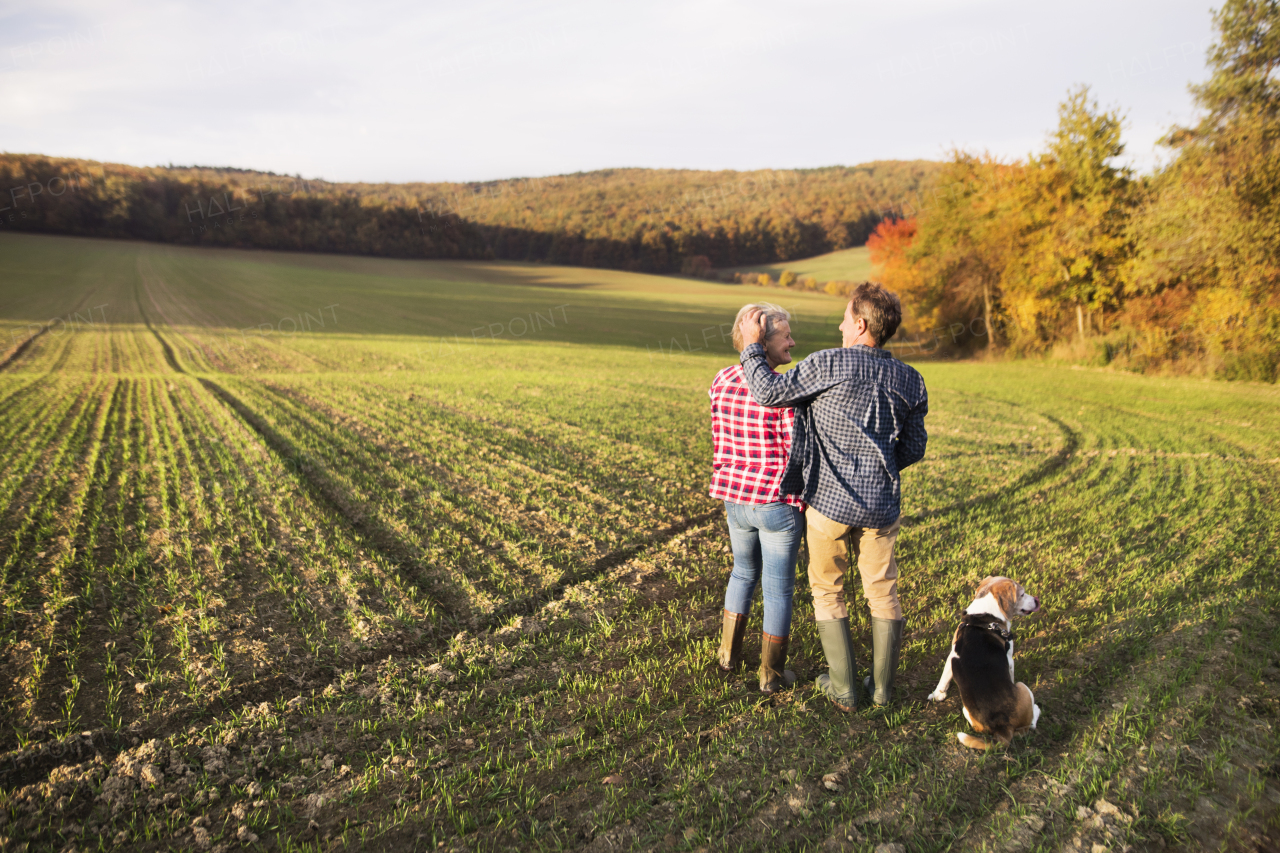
[[260, 378, 734, 635], [133, 274, 503, 626], [944, 453, 1280, 852], [903, 408, 1079, 526], [0, 328, 50, 373], [372, 385, 692, 525], [550, 416, 1276, 853], [261, 381, 665, 606], [484, 506, 722, 625], [241, 382, 512, 612], [196, 377, 471, 625], [0, 316, 727, 770], [138, 255, 331, 375], [0, 286, 103, 373], [133, 280, 183, 373], [420, 387, 700, 512], [177, 380, 419, 638], [131, 301, 710, 636], [129, 278, 470, 622], [144, 375, 713, 632], [167, 382, 358, 655]]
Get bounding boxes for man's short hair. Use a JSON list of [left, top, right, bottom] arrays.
[[731, 302, 792, 352], [848, 282, 902, 347]]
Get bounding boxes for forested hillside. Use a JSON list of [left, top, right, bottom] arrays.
[[0, 156, 941, 273]]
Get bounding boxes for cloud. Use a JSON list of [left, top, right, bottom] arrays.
[[0, 0, 1215, 181]]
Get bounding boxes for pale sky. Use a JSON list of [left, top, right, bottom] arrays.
[[0, 0, 1216, 183]]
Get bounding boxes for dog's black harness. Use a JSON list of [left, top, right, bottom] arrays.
[[959, 613, 1014, 648]]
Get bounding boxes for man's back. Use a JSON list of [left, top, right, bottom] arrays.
[[739, 342, 928, 529]]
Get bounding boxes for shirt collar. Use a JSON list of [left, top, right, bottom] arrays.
[[849, 344, 892, 359]]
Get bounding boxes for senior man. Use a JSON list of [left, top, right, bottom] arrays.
[[738, 282, 927, 710]]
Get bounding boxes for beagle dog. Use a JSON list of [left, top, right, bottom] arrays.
[[927, 576, 1041, 750]]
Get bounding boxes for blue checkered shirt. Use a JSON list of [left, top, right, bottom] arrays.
[[739, 343, 928, 528]]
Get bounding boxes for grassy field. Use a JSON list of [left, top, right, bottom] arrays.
[[0, 231, 1277, 852], [719, 246, 875, 284]]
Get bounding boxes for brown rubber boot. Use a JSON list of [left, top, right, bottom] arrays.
[[759, 633, 797, 694], [717, 610, 748, 672]]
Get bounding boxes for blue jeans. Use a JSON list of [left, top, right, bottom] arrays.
[[722, 500, 802, 638]]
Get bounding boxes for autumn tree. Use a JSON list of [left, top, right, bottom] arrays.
[[1126, 0, 1280, 378], [866, 217, 920, 326], [902, 154, 1025, 348], [1014, 86, 1133, 343], [887, 90, 1133, 353]]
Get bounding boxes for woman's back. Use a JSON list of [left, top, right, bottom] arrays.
[[708, 363, 803, 508]]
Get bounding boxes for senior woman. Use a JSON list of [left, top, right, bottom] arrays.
[[710, 302, 804, 695]]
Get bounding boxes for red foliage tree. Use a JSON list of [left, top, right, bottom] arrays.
[[866, 217, 918, 269], [866, 217, 929, 333]]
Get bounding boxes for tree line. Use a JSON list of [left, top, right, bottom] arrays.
[[869, 0, 1280, 381], [0, 156, 941, 275]]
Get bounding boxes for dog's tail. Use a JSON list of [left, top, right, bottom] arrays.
[[956, 732, 994, 750]]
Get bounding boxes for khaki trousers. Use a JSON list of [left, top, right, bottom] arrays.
[[805, 507, 903, 621]]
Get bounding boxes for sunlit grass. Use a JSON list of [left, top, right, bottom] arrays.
[[0, 234, 1275, 851]]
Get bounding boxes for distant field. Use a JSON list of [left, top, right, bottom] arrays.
[[0, 234, 848, 364], [719, 245, 876, 284], [0, 232, 1277, 852]]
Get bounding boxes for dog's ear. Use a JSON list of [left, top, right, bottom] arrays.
[[989, 579, 1019, 620], [974, 576, 1002, 599]]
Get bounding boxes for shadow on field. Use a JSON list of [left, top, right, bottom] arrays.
[[488, 508, 723, 626]]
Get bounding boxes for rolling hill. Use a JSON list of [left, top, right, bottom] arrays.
[[0, 153, 941, 273]]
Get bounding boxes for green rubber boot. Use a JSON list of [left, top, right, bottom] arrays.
[[815, 618, 858, 711], [863, 618, 904, 706]]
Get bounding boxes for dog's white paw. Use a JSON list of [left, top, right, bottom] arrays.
[[1032, 704, 1041, 729], [927, 690, 947, 703]]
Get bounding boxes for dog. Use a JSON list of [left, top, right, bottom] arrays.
[[927, 576, 1041, 750]]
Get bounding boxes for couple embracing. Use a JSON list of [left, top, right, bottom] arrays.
[[709, 282, 928, 710]]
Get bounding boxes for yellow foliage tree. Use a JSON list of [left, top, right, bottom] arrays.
[[1010, 87, 1133, 343]]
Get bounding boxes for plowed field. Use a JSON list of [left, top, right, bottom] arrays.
[[0, 232, 1277, 852]]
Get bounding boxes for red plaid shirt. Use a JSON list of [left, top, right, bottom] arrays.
[[708, 364, 805, 508]]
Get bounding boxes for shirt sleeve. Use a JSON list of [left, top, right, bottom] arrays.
[[895, 384, 928, 470], [739, 344, 834, 408]]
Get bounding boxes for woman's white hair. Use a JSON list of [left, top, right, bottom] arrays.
[[731, 302, 792, 352]]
